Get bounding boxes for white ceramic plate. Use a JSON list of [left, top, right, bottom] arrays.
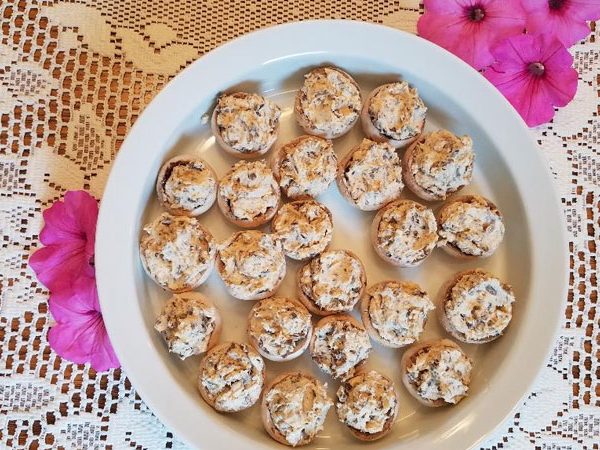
[[96, 20, 568, 450]]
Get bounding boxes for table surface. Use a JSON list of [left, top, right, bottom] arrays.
[[0, 1, 598, 449]]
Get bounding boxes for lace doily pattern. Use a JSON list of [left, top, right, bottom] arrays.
[[0, 1, 597, 448]]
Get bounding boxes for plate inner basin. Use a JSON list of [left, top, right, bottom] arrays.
[[136, 57, 529, 448]]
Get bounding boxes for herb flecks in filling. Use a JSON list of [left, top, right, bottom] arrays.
[[368, 82, 426, 141], [342, 139, 404, 210], [215, 92, 280, 154], [265, 374, 332, 446], [298, 68, 361, 137], [410, 130, 474, 199], [376, 201, 437, 266], [445, 270, 515, 341], [406, 344, 472, 404], [300, 251, 364, 312]]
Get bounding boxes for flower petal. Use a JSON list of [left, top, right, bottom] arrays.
[[418, 12, 470, 57], [536, 34, 578, 107], [523, 0, 597, 47], [539, 33, 574, 69], [542, 66, 579, 107], [40, 191, 98, 247], [29, 191, 98, 292], [47, 278, 120, 371], [48, 314, 99, 365], [485, 33, 578, 127], [64, 190, 98, 245], [490, 68, 555, 127], [29, 242, 94, 292], [513, 78, 558, 127], [89, 318, 120, 371], [418, 0, 526, 70], [48, 276, 98, 322], [568, 0, 600, 20]]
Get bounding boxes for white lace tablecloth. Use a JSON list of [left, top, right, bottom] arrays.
[[0, 1, 598, 448]]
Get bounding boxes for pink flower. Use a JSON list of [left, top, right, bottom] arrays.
[[484, 33, 578, 127], [29, 190, 119, 371], [48, 276, 119, 371], [417, 0, 527, 70], [29, 191, 97, 292], [523, 0, 600, 47]]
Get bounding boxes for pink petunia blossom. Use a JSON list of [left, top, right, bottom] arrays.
[[48, 275, 119, 371], [484, 33, 579, 127], [523, 0, 600, 47], [417, 0, 527, 70], [29, 191, 97, 292]]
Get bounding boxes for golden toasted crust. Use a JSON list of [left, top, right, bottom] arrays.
[[400, 338, 468, 407], [402, 140, 443, 201], [155, 155, 218, 216], [336, 149, 361, 209], [217, 163, 281, 228], [309, 314, 369, 378], [336, 140, 404, 212], [337, 371, 399, 441], [211, 93, 279, 159], [271, 137, 307, 199], [370, 205, 392, 264], [139, 217, 216, 293], [261, 372, 327, 447], [437, 269, 512, 344], [215, 231, 285, 301], [436, 195, 503, 259], [214, 259, 283, 301], [294, 67, 361, 139], [154, 292, 222, 360], [246, 297, 312, 361], [296, 250, 367, 316], [360, 279, 430, 348], [360, 84, 425, 149], [197, 342, 266, 412], [370, 199, 437, 267], [184, 292, 222, 352], [271, 135, 336, 200], [217, 191, 280, 228], [271, 199, 334, 261]]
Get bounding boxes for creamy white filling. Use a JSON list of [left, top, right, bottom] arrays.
[[279, 136, 337, 198], [162, 162, 216, 212], [312, 319, 371, 380], [438, 198, 505, 256], [154, 294, 217, 359], [215, 93, 280, 153], [201, 343, 264, 411], [298, 68, 361, 136], [446, 272, 514, 341], [336, 371, 397, 434], [140, 213, 215, 291], [218, 231, 285, 300], [219, 160, 279, 222], [376, 202, 437, 265], [368, 82, 426, 141], [406, 346, 471, 404], [249, 297, 312, 358], [300, 251, 363, 312], [272, 200, 333, 260], [410, 130, 474, 199], [342, 139, 404, 209], [265, 374, 332, 446], [368, 282, 434, 346]]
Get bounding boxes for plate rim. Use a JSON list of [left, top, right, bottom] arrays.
[[96, 19, 569, 450]]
